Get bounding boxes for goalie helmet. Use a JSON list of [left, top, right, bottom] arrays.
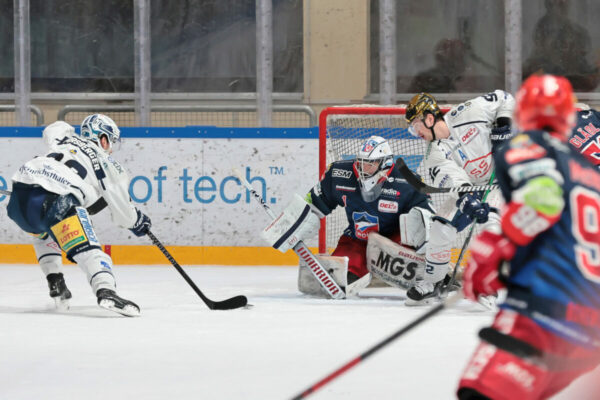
[[515, 74, 576, 140], [405, 93, 443, 125], [354, 136, 394, 202], [80, 114, 121, 152]]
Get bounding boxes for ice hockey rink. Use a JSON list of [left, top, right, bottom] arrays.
[[1, 264, 597, 400]]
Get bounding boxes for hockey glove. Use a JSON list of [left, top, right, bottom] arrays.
[[462, 230, 516, 302], [490, 124, 513, 150], [457, 193, 491, 224], [130, 208, 152, 237]]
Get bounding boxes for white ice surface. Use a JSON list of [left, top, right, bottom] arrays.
[[0, 264, 596, 400]]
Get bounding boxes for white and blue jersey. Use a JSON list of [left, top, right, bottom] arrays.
[[495, 130, 600, 348], [307, 160, 433, 241]]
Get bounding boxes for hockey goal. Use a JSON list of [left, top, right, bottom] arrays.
[[318, 104, 486, 267]]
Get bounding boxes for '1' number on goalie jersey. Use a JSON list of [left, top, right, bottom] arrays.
[[571, 186, 600, 283]]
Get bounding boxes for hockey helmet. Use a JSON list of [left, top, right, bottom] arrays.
[[80, 114, 121, 152], [354, 136, 394, 202], [515, 74, 576, 139], [405, 93, 443, 124]]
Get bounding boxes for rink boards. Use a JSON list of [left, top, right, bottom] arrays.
[[0, 127, 319, 265]]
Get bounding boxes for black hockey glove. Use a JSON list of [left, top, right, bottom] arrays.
[[456, 193, 490, 224], [130, 208, 152, 237], [490, 124, 513, 151]]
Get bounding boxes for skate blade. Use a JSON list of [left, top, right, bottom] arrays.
[[54, 297, 70, 311], [98, 299, 141, 317], [405, 297, 440, 307]]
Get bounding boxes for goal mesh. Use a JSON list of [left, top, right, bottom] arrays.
[[318, 105, 477, 267]]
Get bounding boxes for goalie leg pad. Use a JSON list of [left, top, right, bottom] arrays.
[[298, 255, 349, 298], [366, 233, 425, 289], [32, 234, 62, 276], [261, 194, 321, 253]]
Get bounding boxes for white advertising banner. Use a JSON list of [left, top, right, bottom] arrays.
[[0, 136, 319, 246]]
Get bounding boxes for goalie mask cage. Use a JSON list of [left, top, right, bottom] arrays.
[[318, 104, 481, 268]]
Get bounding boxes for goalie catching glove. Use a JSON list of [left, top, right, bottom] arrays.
[[262, 194, 322, 253]]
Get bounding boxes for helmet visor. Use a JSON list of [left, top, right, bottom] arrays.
[[407, 118, 424, 138]]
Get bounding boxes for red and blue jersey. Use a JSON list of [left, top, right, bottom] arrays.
[[569, 108, 600, 169], [495, 130, 600, 348], [308, 160, 432, 241]]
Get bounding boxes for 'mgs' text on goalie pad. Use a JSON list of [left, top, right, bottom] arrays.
[[367, 233, 425, 289]]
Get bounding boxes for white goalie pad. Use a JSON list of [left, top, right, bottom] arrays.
[[399, 207, 433, 254], [298, 255, 371, 298], [366, 233, 425, 289], [261, 194, 321, 253]]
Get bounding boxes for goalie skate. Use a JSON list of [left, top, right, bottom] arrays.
[[97, 289, 140, 317], [47, 273, 72, 311]]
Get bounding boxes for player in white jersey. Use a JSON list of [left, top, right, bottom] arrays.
[[403, 91, 515, 304], [6, 115, 151, 317]]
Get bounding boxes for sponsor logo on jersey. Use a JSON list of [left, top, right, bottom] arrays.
[[332, 168, 352, 179], [352, 211, 379, 240], [508, 159, 560, 183], [381, 188, 400, 197], [505, 143, 546, 164], [378, 200, 398, 213], [335, 185, 356, 192], [461, 126, 479, 144]]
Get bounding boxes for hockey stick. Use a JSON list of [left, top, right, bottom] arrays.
[[442, 170, 496, 296], [0, 189, 10, 196], [396, 158, 498, 194], [290, 291, 463, 399], [147, 230, 248, 310], [233, 169, 345, 299]]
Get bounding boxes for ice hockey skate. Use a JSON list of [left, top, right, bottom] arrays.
[[405, 280, 443, 306], [46, 273, 72, 310], [405, 274, 459, 306], [96, 289, 140, 317]]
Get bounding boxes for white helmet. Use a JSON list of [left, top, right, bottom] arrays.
[[354, 136, 394, 202], [80, 114, 121, 152]]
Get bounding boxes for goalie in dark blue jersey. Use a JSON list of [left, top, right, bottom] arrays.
[[458, 75, 600, 399], [262, 136, 439, 297]]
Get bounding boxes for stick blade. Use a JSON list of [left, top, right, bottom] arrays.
[[210, 295, 249, 310]]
